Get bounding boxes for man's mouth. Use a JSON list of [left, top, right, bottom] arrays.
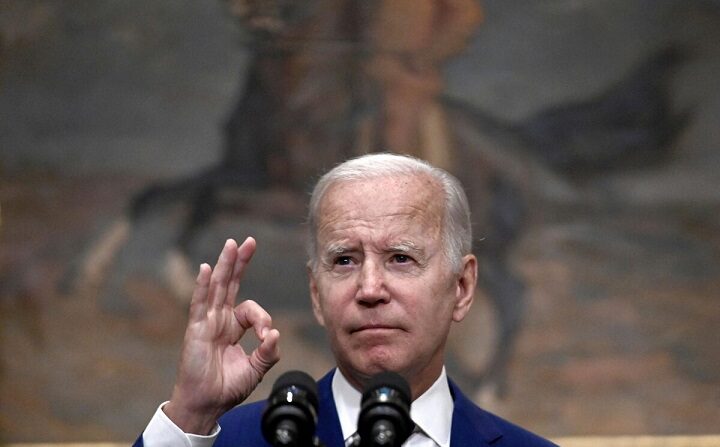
[[351, 324, 400, 334]]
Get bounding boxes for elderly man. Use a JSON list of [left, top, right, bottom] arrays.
[[135, 153, 555, 446]]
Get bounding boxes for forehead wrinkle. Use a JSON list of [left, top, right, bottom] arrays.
[[321, 234, 426, 256], [315, 175, 446, 253], [319, 210, 441, 250], [317, 179, 443, 222]]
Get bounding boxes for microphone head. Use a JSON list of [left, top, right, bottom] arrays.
[[271, 370, 319, 407], [358, 371, 413, 447], [361, 371, 411, 405], [262, 370, 319, 446]]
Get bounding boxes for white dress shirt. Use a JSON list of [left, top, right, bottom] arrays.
[[142, 367, 454, 447]]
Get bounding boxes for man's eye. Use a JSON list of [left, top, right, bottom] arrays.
[[392, 254, 411, 263], [335, 256, 353, 265]]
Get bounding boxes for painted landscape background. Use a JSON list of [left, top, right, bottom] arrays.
[[1, 0, 719, 442]]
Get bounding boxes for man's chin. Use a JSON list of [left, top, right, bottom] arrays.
[[351, 350, 409, 378]]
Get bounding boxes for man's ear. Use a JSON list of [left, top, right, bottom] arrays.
[[307, 263, 326, 327], [453, 254, 477, 322]]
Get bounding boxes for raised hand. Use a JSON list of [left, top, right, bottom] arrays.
[[164, 237, 280, 434]]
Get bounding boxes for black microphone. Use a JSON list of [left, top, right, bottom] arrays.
[[357, 371, 413, 447], [262, 370, 319, 447]]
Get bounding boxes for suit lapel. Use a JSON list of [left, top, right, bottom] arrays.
[[315, 370, 346, 447]]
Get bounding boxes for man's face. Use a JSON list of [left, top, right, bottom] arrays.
[[308, 174, 476, 396]]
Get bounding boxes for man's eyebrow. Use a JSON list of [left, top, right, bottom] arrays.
[[321, 241, 424, 257], [323, 243, 352, 257], [386, 241, 424, 256]]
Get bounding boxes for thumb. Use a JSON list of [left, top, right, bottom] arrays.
[[250, 328, 280, 377]]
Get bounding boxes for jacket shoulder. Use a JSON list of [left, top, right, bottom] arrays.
[[214, 400, 269, 447], [449, 380, 557, 446], [206, 371, 339, 447], [480, 410, 558, 446]]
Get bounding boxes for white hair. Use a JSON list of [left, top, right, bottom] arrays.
[[307, 153, 472, 272]]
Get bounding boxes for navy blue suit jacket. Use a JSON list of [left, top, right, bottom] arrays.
[[135, 370, 557, 446]]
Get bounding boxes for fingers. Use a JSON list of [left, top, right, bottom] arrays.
[[234, 299, 273, 339], [207, 237, 257, 310], [226, 237, 256, 307], [188, 263, 212, 323], [208, 239, 239, 309], [185, 237, 258, 323], [234, 300, 280, 375]]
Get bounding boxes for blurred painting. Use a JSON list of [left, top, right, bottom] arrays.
[[0, 0, 719, 442]]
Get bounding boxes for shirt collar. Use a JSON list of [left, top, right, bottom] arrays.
[[331, 367, 454, 447]]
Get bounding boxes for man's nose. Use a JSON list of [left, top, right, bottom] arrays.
[[356, 260, 389, 306]]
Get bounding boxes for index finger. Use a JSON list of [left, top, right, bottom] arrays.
[[226, 236, 256, 307], [233, 299, 273, 341]]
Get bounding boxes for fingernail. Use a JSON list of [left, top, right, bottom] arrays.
[[261, 327, 269, 339]]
